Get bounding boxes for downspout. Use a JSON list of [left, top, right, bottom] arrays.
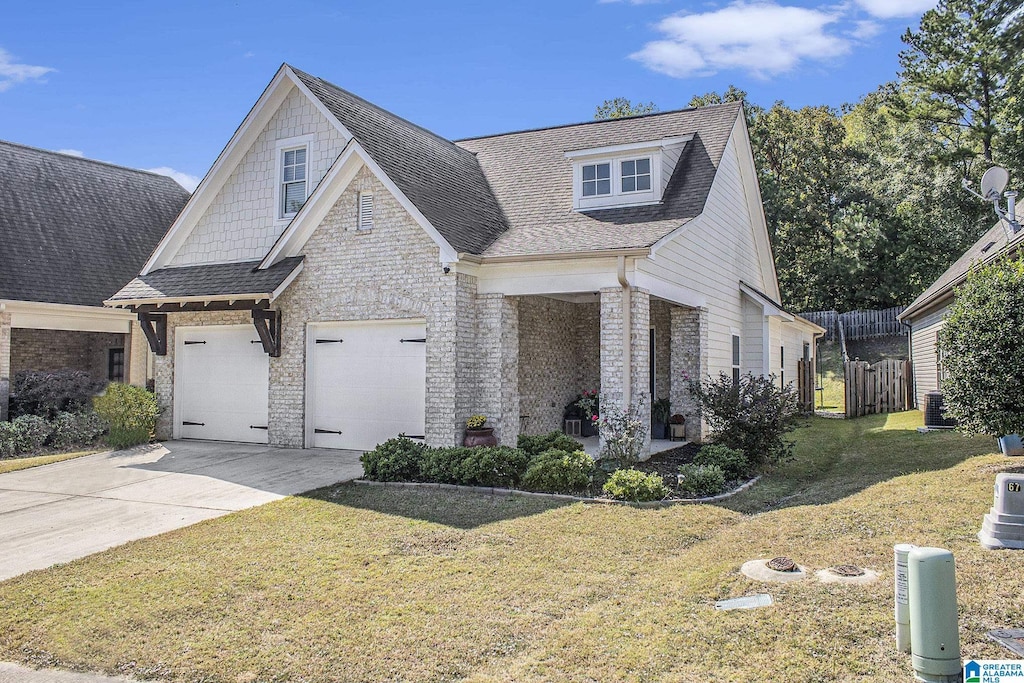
[[617, 256, 632, 407]]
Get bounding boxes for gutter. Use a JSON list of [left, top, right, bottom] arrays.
[[617, 255, 632, 407]]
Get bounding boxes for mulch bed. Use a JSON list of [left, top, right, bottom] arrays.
[[634, 442, 700, 484]]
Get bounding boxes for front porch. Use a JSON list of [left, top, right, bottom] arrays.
[[579, 436, 686, 458]]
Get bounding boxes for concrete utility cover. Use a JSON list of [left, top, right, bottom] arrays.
[[815, 567, 881, 585], [0, 441, 363, 580], [740, 559, 808, 583], [715, 594, 774, 611]]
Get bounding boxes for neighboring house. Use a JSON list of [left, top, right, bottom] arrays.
[[0, 141, 190, 419], [899, 218, 1023, 407], [107, 64, 822, 453]]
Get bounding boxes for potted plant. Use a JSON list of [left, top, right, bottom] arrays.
[[669, 414, 686, 441], [463, 414, 497, 447], [574, 390, 600, 437], [652, 398, 671, 440]]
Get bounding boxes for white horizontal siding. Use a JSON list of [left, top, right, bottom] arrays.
[[909, 305, 947, 407]]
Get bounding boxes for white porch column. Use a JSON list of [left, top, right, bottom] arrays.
[[0, 311, 10, 421], [599, 286, 651, 458], [476, 294, 519, 446], [670, 305, 709, 442], [125, 320, 151, 388]]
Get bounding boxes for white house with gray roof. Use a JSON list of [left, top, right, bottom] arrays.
[[108, 64, 821, 453]]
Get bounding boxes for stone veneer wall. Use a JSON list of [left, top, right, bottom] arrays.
[[650, 299, 672, 403], [670, 306, 709, 442], [517, 297, 600, 434], [10, 329, 125, 381]]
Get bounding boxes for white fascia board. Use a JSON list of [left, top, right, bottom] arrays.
[[260, 140, 364, 268], [476, 257, 625, 296], [283, 66, 355, 140], [564, 134, 693, 160], [739, 282, 792, 320], [3, 300, 134, 333], [270, 260, 304, 300], [633, 272, 705, 309], [731, 113, 782, 302], [648, 218, 698, 257], [106, 294, 271, 308]]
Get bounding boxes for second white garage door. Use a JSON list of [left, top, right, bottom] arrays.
[[307, 320, 427, 451]]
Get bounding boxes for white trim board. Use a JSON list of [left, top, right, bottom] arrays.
[[2, 300, 134, 333]]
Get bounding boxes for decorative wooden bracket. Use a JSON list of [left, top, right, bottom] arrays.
[[138, 311, 167, 356], [252, 308, 282, 357]]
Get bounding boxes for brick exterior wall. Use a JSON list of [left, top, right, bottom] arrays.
[[600, 287, 652, 457], [670, 306, 709, 442], [516, 297, 600, 434], [0, 312, 10, 421], [170, 88, 348, 267], [651, 299, 672, 402], [475, 294, 519, 446], [10, 329, 126, 381], [126, 323, 150, 387]]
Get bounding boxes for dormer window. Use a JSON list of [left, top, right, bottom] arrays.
[[565, 135, 693, 211], [582, 162, 611, 197]]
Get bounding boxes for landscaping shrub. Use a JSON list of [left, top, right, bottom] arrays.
[[452, 446, 529, 488], [521, 448, 594, 494], [602, 468, 668, 502], [0, 422, 19, 458], [693, 444, 749, 481], [939, 256, 1024, 436], [517, 431, 583, 458], [597, 398, 647, 466], [11, 414, 52, 453], [360, 437, 426, 481], [687, 372, 799, 468], [676, 463, 726, 498], [48, 411, 108, 451], [9, 370, 106, 419], [93, 383, 158, 448]]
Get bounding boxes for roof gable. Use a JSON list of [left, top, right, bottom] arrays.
[[0, 141, 190, 307]]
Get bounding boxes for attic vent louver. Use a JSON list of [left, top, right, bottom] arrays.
[[358, 192, 374, 230], [981, 240, 998, 253]]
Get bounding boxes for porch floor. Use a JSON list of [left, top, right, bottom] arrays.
[[579, 437, 685, 459]]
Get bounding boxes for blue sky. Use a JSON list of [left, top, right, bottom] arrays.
[[0, 0, 936, 191]]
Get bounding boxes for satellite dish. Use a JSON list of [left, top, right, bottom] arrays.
[[981, 166, 1010, 200]]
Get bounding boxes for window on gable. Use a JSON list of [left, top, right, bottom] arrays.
[[358, 192, 374, 230], [732, 334, 741, 385], [281, 146, 307, 217], [582, 162, 611, 197], [621, 158, 651, 193]]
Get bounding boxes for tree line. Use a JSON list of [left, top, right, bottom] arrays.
[[598, 0, 1024, 312]]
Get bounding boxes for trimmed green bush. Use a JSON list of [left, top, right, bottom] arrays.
[[602, 468, 668, 502], [517, 431, 583, 458], [693, 444, 749, 481], [452, 446, 529, 488], [360, 437, 426, 481], [93, 383, 158, 449], [9, 370, 106, 419], [48, 411, 107, 451], [521, 448, 594, 494], [676, 463, 726, 498], [12, 414, 52, 453]]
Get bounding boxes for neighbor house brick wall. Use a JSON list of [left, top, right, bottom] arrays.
[[476, 294, 518, 446], [170, 88, 348, 267], [10, 329, 126, 381], [152, 310, 252, 440], [517, 297, 600, 434], [0, 312, 10, 421], [670, 305, 709, 442]]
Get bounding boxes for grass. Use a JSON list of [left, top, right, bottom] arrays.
[[0, 413, 1019, 682], [0, 449, 101, 474], [816, 339, 845, 412]]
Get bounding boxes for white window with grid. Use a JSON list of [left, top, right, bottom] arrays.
[[280, 147, 307, 217], [581, 162, 611, 197], [620, 157, 652, 193]]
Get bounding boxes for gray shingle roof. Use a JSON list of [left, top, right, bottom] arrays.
[[455, 102, 742, 257], [290, 67, 510, 255], [0, 141, 190, 307], [901, 219, 1024, 319], [108, 257, 304, 303]]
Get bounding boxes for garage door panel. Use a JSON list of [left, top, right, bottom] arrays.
[[310, 321, 426, 450], [176, 326, 269, 444]]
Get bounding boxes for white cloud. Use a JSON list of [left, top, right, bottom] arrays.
[[631, 2, 849, 79], [55, 148, 84, 157], [851, 20, 883, 39], [147, 167, 201, 192], [0, 48, 55, 92], [854, 0, 937, 19]]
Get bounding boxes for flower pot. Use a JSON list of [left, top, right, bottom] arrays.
[[581, 419, 598, 438], [998, 434, 1024, 457], [669, 423, 686, 441], [651, 422, 667, 440], [464, 428, 497, 447]]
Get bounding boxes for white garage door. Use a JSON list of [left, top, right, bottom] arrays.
[[308, 320, 426, 451], [175, 325, 269, 443]]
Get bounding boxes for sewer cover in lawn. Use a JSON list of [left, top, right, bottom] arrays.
[[989, 629, 1024, 657], [740, 558, 807, 583], [815, 565, 881, 585]]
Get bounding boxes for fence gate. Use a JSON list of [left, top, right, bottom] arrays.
[[796, 359, 815, 413], [844, 359, 913, 418]]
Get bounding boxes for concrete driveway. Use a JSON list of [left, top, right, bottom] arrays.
[[0, 441, 364, 581]]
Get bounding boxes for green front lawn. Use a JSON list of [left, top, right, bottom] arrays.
[[0, 413, 1018, 682]]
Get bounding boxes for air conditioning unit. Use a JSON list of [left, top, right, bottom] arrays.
[[923, 392, 957, 429], [979, 473, 1024, 549]]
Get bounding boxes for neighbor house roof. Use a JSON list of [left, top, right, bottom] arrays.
[[107, 257, 304, 305], [900, 219, 1024, 320], [0, 141, 190, 307], [456, 102, 742, 257], [290, 67, 510, 255]]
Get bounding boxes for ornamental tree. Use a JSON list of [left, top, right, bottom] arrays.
[[939, 255, 1024, 436]]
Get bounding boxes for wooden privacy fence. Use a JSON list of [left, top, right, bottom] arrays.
[[796, 359, 815, 413], [845, 359, 913, 418], [801, 307, 907, 341]]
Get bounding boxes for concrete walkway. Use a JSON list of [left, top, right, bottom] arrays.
[[0, 662, 132, 682], [0, 440, 364, 581]]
